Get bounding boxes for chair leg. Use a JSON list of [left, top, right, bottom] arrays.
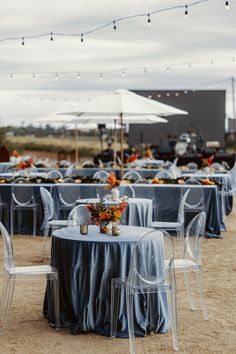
[[32, 207, 37, 237], [126, 288, 136, 354], [53, 278, 60, 331], [169, 273, 179, 351], [196, 270, 209, 321], [40, 225, 50, 262], [0, 277, 15, 335], [10, 208, 14, 236], [184, 271, 195, 311], [110, 279, 121, 338]]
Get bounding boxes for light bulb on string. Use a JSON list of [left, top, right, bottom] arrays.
[[184, 5, 188, 19], [210, 60, 214, 66], [144, 67, 147, 74], [147, 13, 151, 26], [81, 34, 84, 43], [113, 21, 117, 30], [122, 70, 126, 77], [10, 73, 14, 80], [166, 66, 170, 72], [225, 1, 230, 10], [54, 72, 59, 80], [50, 32, 53, 41], [21, 37, 24, 46], [188, 63, 192, 70], [76, 72, 81, 79], [32, 73, 36, 80], [232, 57, 236, 62], [99, 72, 103, 79]]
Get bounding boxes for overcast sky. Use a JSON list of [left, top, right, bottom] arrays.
[[0, 0, 235, 126]]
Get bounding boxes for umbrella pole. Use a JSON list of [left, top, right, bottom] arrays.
[[113, 119, 117, 163], [120, 113, 124, 177], [74, 122, 79, 164]]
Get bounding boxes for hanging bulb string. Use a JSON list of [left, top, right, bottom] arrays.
[[0, 0, 220, 44]]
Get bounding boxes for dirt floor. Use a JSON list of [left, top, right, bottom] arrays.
[[0, 208, 235, 354]]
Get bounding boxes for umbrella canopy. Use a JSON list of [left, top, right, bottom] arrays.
[[60, 89, 188, 117], [58, 89, 188, 174]]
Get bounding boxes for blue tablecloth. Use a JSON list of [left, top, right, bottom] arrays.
[[0, 183, 229, 237], [43, 225, 168, 336]]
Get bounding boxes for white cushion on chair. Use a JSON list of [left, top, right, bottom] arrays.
[[152, 221, 182, 229], [10, 265, 56, 276], [173, 259, 197, 271]]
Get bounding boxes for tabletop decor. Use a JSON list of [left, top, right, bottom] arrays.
[[86, 198, 127, 234], [107, 171, 121, 200], [11, 158, 35, 171]]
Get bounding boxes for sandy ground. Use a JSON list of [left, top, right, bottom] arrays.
[[0, 208, 235, 354]]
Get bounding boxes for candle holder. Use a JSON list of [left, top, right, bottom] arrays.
[[80, 224, 88, 235], [112, 222, 120, 236]]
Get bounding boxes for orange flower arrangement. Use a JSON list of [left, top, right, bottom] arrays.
[[16, 158, 34, 170], [107, 171, 120, 190], [86, 199, 127, 227]]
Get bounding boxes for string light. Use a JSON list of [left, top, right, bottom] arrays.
[[144, 67, 148, 74], [0, 0, 223, 46], [166, 66, 170, 72], [188, 63, 192, 70], [32, 73, 36, 80], [210, 59, 214, 65], [225, 1, 230, 10], [122, 69, 126, 77], [81, 34, 84, 43], [232, 57, 236, 62], [10, 73, 13, 80], [54, 72, 59, 80], [184, 5, 188, 19], [99, 72, 103, 79], [21, 37, 24, 46], [76, 72, 81, 79]]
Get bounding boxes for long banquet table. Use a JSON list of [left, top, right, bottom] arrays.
[[43, 225, 169, 336], [0, 182, 228, 237]]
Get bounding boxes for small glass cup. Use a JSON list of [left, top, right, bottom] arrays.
[[80, 224, 88, 235], [112, 222, 120, 236]]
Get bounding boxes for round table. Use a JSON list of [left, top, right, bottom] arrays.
[[43, 225, 169, 337]]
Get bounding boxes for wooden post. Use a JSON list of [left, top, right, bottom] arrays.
[[113, 119, 117, 163], [120, 113, 124, 177], [74, 122, 79, 164]]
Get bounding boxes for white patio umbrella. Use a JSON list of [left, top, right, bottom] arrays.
[[38, 113, 168, 163], [59, 89, 188, 175]]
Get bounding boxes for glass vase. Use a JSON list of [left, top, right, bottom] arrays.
[[112, 221, 120, 236], [99, 222, 110, 234], [111, 187, 120, 201]]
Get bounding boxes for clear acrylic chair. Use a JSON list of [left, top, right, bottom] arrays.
[[210, 162, 222, 171], [187, 162, 198, 170], [65, 164, 75, 177], [67, 205, 91, 226], [93, 170, 109, 182], [57, 185, 81, 215], [0, 193, 9, 230], [134, 178, 149, 184], [152, 189, 190, 242], [169, 165, 181, 179], [118, 185, 135, 198], [10, 179, 38, 236], [47, 170, 63, 179], [110, 229, 178, 353], [122, 171, 142, 181], [0, 221, 59, 334], [221, 161, 230, 170], [40, 187, 67, 262], [173, 212, 209, 320], [183, 179, 204, 213], [154, 171, 173, 179]]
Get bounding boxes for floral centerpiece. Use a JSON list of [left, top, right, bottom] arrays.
[[86, 198, 127, 234], [106, 171, 121, 200], [15, 158, 34, 170]]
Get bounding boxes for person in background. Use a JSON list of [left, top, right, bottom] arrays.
[[144, 144, 154, 159], [102, 141, 114, 161], [126, 147, 139, 163]]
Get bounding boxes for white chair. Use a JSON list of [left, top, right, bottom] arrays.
[[173, 212, 209, 320], [40, 187, 68, 262], [0, 221, 59, 334], [183, 178, 204, 213], [122, 171, 142, 181], [210, 162, 222, 171], [110, 230, 178, 352], [65, 164, 75, 177], [57, 185, 81, 215], [154, 171, 172, 179], [118, 185, 135, 198], [152, 189, 190, 247], [47, 170, 63, 180], [10, 178, 38, 236], [187, 162, 198, 170], [93, 170, 109, 182], [67, 205, 90, 226]]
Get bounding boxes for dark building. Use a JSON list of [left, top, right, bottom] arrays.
[[129, 90, 226, 148]]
